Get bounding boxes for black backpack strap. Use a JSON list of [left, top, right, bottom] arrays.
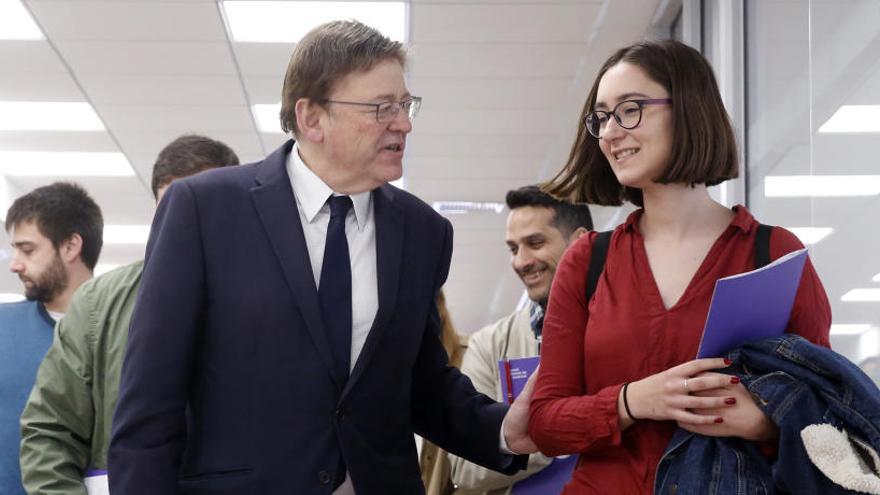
[[585, 231, 612, 303], [754, 223, 773, 269]]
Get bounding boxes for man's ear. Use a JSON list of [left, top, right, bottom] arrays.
[[294, 98, 325, 144], [59, 233, 83, 263], [569, 226, 589, 243]]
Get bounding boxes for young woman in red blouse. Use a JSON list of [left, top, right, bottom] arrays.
[[528, 40, 831, 494]]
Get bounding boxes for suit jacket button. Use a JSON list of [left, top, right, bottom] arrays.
[[335, 408, 345, 421], [318, 470, 331, 485]]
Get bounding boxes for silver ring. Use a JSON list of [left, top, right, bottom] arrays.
[[683, 378, 690, 394]]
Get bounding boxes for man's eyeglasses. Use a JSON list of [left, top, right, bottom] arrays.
[[320, 96, 422, 123], [584, 98, 672, 138]]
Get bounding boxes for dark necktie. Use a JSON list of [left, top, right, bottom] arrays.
[[319, 195, 354, 386], [318, 195, 353, 490]]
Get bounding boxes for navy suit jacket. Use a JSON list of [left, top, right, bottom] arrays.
[[109, 141, 522, 494]]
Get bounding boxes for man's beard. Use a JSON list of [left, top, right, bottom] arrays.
[[23, 253, 68, 303]]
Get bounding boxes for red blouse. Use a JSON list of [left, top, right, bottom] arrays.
[[528, 206, 831, 494]]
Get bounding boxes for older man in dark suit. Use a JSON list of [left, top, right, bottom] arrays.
[[108, 20, 534, 495]]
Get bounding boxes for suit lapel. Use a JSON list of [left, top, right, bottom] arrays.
[[250, 141, 342, 390], [344, 185, 404, 397]]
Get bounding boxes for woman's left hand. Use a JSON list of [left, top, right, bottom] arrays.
[[676, 372, 778, 442]]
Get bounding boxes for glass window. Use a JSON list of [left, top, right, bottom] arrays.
[[746, 0, 880, 380]]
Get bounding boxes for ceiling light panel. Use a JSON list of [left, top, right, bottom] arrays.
[[873, 272, 880, 282], [830, 324, 873, 335], [820, 105, 880, 133], [764, 175, 880, 197], [841, 288, 880, 302], [0, 102, 104, 131], [785, 227, 833, 245], [103, 225, 150, 245], [222, 1, 406, 43], [253, 103, 281, 134], [0, 293, 24, 303], [0, 0, 43, 40], [432, 201, 506, 215], [0, 152, 134, 176]]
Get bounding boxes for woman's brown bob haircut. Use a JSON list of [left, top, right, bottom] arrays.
[[279, 20, 407, 136], [543, 39, 738, 207]]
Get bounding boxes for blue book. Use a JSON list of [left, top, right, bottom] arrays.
[[498, 356, 577, 494], [697, 248, 808, 358], [498, 356, 540, 404], [511, 455, 577, 495]]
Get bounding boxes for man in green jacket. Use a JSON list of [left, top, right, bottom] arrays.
[[18, 134, 239, 495]]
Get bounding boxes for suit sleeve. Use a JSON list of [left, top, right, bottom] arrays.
[[19, 285, 96, 495], [449, 327, 553, 490], [410, 218, 526, 475], [108, 182, 206, 494]]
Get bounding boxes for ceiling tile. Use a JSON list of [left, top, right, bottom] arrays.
[[0, 131, 118, 152], [409, 43, 588, 78], [232, 42, 294, 76], [28, 1, 227, 41], [412, 3, 600, 43], [0, 73, 84, 101], [53, 41, 236, 75], [242, 75, 284, 104], [114, 130, 263, 157], [79, 74, 246, 106], [97, 104, 253, 133], [406, 134, 553, 158], [0, 41, 67, 73], [408, 77, 574, 110]]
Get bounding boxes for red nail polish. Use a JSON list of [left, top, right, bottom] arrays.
[[723, 358, 732, 365], [725, 397, 736, 405], [730, 376, 740, 384], [714, 417, 724, 423]]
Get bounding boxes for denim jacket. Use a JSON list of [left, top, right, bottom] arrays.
[[655, 335, 880, 495]]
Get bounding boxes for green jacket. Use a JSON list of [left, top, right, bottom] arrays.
[[20, 260, 143, 495]]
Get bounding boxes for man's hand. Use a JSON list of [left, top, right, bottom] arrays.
[[503, 367, 539, 454]]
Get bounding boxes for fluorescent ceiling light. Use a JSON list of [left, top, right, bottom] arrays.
[[0, 152, 133, 176], [765, 175, 880, 197], [222, 1, 406, 43], [0, 102, 104, 131], [820, 105, 880, 133], [0, 0, 44, 40], [94, 263, 121, 276], [841, 288, 880, 302], [253, 103, 282, 134], [830, 324, 873, 336], [873, 272, 880, 282], [432, 201, 506, 215], [103, 225, 150, 244], [785, 227, 832, 245], [0, 293, 24, 303]]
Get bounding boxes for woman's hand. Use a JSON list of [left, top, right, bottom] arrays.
[[621, 358, 737, 428], [677, 372, 778, 442]]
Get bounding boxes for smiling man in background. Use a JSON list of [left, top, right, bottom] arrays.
[[449, 185, 591, 495], [0, 182, 102, 495]]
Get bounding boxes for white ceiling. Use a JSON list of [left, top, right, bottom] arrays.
[[0, 0, 665, 334]]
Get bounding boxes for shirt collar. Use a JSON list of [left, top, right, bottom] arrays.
[[622, 204, 753, 234], [287, 143, 371, 230]]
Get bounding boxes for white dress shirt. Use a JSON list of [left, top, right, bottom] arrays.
[[287, 144, 378, 495]]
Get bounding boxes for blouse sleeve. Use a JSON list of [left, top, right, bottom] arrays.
[[527, 232, 624, 456], [770, 227, 832, 348]]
